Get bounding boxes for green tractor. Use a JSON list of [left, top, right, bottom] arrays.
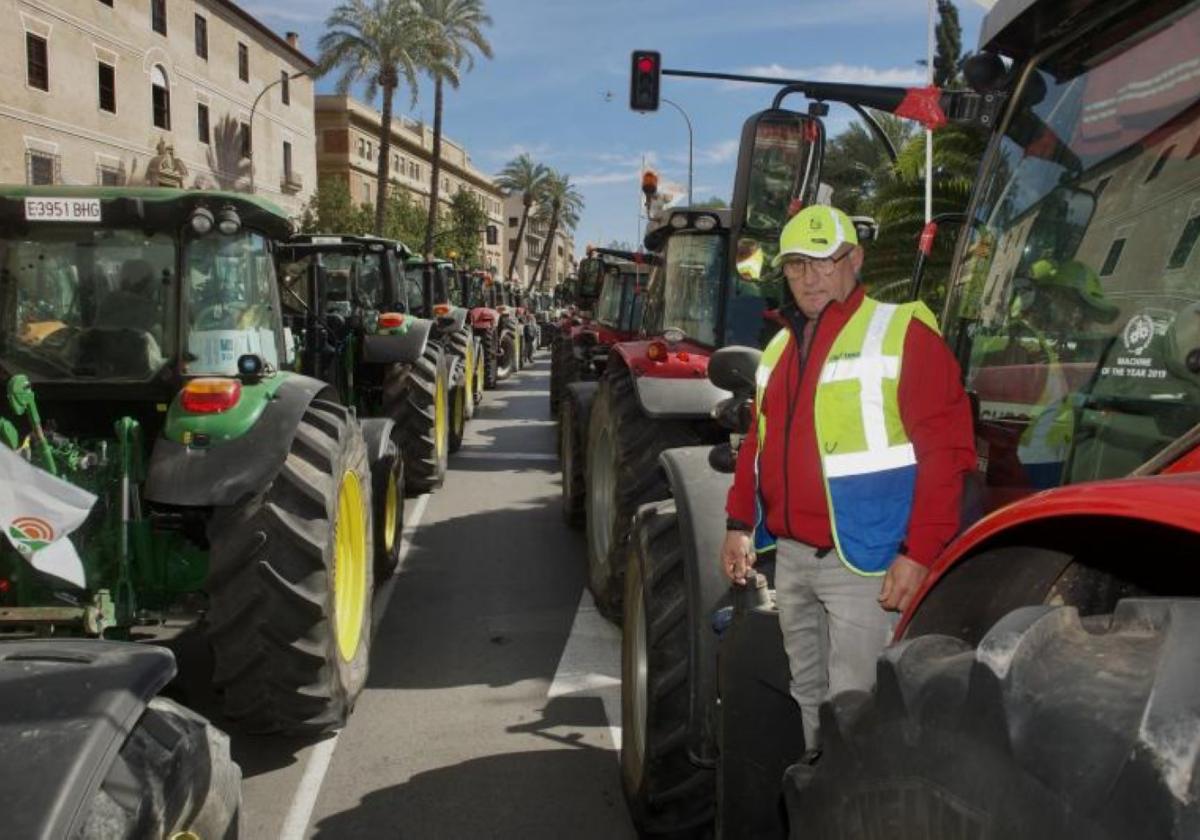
[[277, 234, 454, 507], [0, 186, 380, 736]]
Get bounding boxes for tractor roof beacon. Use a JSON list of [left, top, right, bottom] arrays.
[[0, 186, 377, 740], [620, 1, 1200, 836]]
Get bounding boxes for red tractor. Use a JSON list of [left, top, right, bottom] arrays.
[[450, 269, 507, 389], [621, 1, 1200, 836], [557, 249, 649, 525]]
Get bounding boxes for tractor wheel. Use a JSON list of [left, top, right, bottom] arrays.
[[497, 329, 517, 381], [372, 441, 404, 579], [559, 392, 586, 528], [549, 336, 580, 417], [448, 376, 467, 455], [622, 500, 713, 836], [585, 365, 702, 621], [483, 328, 499, 390], [386, 344, 450, 494], [79, 696, 241, 839], [206, 399, 373, 734], [472, 340, 486, 405], [787, 598, 1200, 839], [446, 325, 476, 421]]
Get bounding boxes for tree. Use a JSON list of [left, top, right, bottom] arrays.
[[298, 176, 374, 234], [381, 187, 428, 248], [440, 188, 489, 266], [933, 0, 964, 88], [693, 196, 728, 209], [416, 0, 493, 260], [317, 0, 441, 235], [822, 113, 915, 215], [495, 153, 549, 282], [531, 170, 584, 289]]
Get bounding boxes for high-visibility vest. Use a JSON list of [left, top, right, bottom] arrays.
[[754, 296, 940, 573]]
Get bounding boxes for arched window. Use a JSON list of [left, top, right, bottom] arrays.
[[151, 65, 171, 130]]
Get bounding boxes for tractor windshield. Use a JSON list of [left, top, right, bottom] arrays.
[[594, 266, 627, 326], [184, 231, 281, 376], [0, 227, 176, 382], [944, 5, 1200, 507], [645, 232, 728, 346]]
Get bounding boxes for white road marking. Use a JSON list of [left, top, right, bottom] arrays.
[[278, 492, 430, 840], [548, 592, 624, 755], [453, 451, 558, 461]]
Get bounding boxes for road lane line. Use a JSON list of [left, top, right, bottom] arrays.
[[548, 592, 624, 755], [278, 492, 430, 840], [453, 451, 558, 461]]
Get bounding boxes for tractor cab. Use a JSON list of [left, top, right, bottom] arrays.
[[403, 256, 458, 322], [585, 248, 650, 338]]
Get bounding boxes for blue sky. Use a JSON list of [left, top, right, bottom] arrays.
[[248, 0, 987, 256]]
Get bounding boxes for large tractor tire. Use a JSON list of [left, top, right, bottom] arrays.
[[386, 344, 450, 494], [622, 500, 714, 836], [550, 336, 581, 417], [445, 324, 476, 422], [559, 391, 586, 528], [585, 365, 703, 620], [207, 399, 373, 734], [79, 696, 241, 839], [472, 338, 486, 406], [372, 440, 405, 580], [787, 598, 1200, 839], [497, 328, 517, 381], [483, 327, 499, 390]]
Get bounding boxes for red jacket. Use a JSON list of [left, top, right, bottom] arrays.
[[726, 286, 975, 567]]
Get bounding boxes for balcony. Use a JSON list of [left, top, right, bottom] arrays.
[[281, 170, 304, 194]]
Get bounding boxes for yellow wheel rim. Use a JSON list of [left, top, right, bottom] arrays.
[[333, 471, 367, 662], [464, 345, 475, 395], [454, 383, 465, 432], [383, 470, 398, 555], [435, 372, 448, 460]]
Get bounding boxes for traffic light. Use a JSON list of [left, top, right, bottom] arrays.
[[630, 50, 661, 112]]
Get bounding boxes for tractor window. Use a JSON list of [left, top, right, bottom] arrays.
[[655, 232, 727, 346], [0, 227, 176, 381], [943, 5, 1200, 511], [354, 252, 385, 311], [594, 266, 624, 326], [184, 231, 281, 375], [619, 272, 645, 332]]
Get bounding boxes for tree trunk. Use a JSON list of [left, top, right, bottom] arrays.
[[532, 213, 559, 290], [374, 83, 396, 236], [422, 77, 445, 260], [506, 196, 531, 283]]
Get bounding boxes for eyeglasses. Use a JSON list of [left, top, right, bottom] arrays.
[[783, 251, 850, 276]]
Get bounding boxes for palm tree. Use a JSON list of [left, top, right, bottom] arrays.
[[317, 0, 443, 235], [495, 153, 549, 283], [530, 171, 584, 289], [416, 0, 493, 260]]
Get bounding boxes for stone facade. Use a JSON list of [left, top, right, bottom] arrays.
[[503, 191, 576, 289], [314, 95, 505, 273], [0, 0, 316, 215]]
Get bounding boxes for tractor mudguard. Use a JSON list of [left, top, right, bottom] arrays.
[[145, 373, 332, 507], [0, 640, 175, 840], [361, 317, 433, 365], [445, 308, 468, 332], [658, 445, 739, 766], [633, 374, 731, 420], [359, 417, 396, 472]]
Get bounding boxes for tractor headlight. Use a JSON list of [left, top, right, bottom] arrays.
[[190, 207, 215, 236], [216, 205, 242, 236]]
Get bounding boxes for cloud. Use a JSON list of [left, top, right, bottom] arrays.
[[667, 139, 739, 167], [723, 63, 927, 90], [483, 142, 555, 163], [573, 171, 639, 187]]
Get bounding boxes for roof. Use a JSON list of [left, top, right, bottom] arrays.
[[977, 0, 1186, 63], [643, 206, 731, 253], [289, 233, 414, 257], [212, 1, 315, 68]]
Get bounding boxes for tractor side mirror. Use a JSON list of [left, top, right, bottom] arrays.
[[708, 345, 761, 394], [731, 109, 825, 238]]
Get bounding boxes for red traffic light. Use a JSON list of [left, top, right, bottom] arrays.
[[638, 56, 656, 74], [629, 50, 661, 112]]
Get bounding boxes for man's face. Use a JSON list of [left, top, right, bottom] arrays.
[[782, 245, 864, 318]]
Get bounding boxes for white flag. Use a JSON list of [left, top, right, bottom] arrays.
[[0, 445, 96, 588]]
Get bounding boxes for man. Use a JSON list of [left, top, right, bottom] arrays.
[[721, 205, 975, 750]]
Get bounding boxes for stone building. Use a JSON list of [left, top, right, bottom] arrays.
[[503, 191, 576, 289], [0, 0, 315, 215], [314, 95, 505, 273]]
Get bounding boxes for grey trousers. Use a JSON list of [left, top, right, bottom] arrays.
[[773, 538, 897, 749]]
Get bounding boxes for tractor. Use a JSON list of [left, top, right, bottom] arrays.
[[494, 278, 526, 377], [0, 186, 380, 742], [547, 258, 606, 415], [276, 234, 448, 527], [621, 0, 1200, 836], [450, 269, 509, 390]]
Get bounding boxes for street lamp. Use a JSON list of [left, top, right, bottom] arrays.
[[660, 97, 693, 207], [248, 67, 312, 193]]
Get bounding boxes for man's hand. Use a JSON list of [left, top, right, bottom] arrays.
[[878, 554, 929, 613], [721, 530, 755, 586]]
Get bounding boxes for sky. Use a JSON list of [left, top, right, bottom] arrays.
[[247, 0, 988, 257]]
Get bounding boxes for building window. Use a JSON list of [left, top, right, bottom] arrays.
[[365, 141, 373, 162], [283, 141, 293, 179], [1099, 237, 1126, 277], [26, 34, 48, 91], [240, 122, 252, 159], [97, 0, 113, 6], [486, 225, 498, 246], [508, 238, 518, 253], [392, 154, 400, 172], [508, 216, 518, 227], [363, 181, 372, 205], [197, 103, 210, 144], [98, 62, 116, 113], [238, 43, 249, 82], [97, 164, 122, 185], [280, 70, 290, 105], [357, 137, 366, 157], [1167, 215, 1200, 271], [26, 150, 58, 185], [1146, 146, 1176, 183], [151, 0, 167, 36], [151, 65, 171, 130], [194, 15, 208, 59]]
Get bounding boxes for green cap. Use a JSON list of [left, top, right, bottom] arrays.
[[773, 205, 858, 266]]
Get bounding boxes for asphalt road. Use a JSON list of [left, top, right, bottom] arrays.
[[219, 352, 635, 839]]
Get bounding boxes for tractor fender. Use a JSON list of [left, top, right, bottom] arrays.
[[470, 307, 498, 330], [444, 307, 468, 332], [359, 417, 397, 473], [145, 373, 334, 507], [610, 344, 731, 420], [361, 317, 433, 365], [0, 640, 175, 840], [659, 445, 737, 767]]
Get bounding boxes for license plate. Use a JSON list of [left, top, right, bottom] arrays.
[[24, 197, 102, 223]]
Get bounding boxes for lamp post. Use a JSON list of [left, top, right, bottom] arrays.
[[248, 68, 311, 194], [660, 97, 694, 207]]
